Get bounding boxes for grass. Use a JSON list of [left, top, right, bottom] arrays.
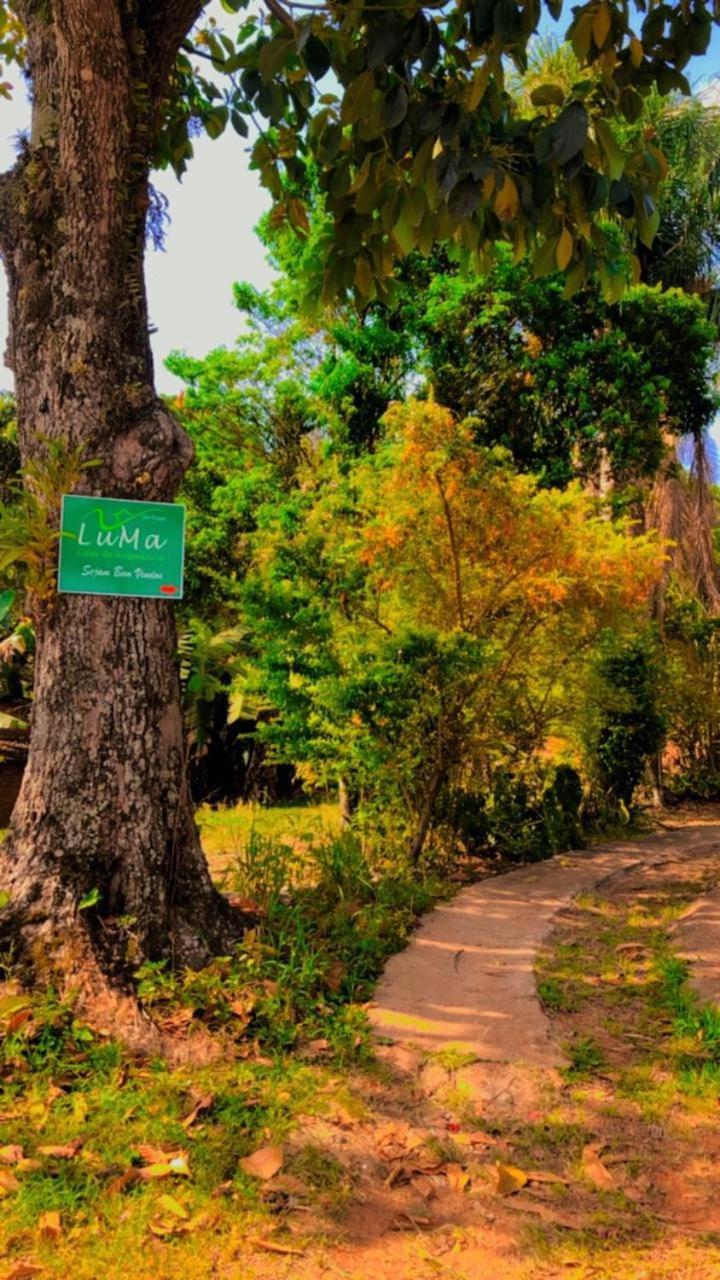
[[536, 873, 720, 1108], [198, 799, 342, 883], [0, 817, 450, 1277]]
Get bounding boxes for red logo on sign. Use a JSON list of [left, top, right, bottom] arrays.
[[160, 584, 177, 595]]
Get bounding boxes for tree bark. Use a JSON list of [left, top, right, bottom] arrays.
[[409, 764, 446, 864], [0, 0, 244, 1035]]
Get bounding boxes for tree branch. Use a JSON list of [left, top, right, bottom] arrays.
[[144, 0, 212, 95]]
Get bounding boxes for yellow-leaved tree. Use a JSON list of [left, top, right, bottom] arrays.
[[248, 399, 665, 861]]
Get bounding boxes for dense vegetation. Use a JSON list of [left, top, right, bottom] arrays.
[[0, 9, 719, 1267]]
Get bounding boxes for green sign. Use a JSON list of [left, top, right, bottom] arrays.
[[58, 495, 185, 600]]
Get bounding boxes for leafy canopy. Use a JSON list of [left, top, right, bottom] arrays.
[[1, 0, 718, 303], [183, 0, 717, 303]]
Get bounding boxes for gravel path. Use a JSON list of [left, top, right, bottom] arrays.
[[370, 822, 720, 1067]]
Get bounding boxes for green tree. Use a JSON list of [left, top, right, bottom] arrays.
[[245, 399, 662, 859]]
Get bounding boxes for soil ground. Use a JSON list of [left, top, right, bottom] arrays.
[[250, 813, 720, 1279], [4, 811, 720, 1280]]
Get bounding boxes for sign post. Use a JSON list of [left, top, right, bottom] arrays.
[[58, 495, 186, 600]]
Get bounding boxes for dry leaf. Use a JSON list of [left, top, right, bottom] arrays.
[[410, 1174, 437, 1201], [239, 1145, 284, 1181], [250, 1237, 305, 1257], [581, 1143, 615, 1190], [504, 1195, 587, 1230], [0, 1145, 24, 1165], [376, 1121, 424, 1160], [137, 1144, 187, 1166], [229, 996, 255, 1021], [444, 1163, 471, 1192], [495, 1162, 528, 1196], [157, 1194, 188, 1219], [3, 1263, 44, 1280], [301, 1037, 329, 1058], [138, 1155, 190, 1180], [390, 1211, 432, 1231], [457, 1131, 503, 1149], [38, 1138, 83, 1159], [37, 1210, 61, 1241], [158, 1007, 195, 1034], [5, 1008, 32, 1033], [526, 1170, 571, 1186], [0, 1169, 20, 1195], [180, 1090, 214, 1129]]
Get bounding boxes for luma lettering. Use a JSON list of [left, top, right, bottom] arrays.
[[77, 522, 167, 552]]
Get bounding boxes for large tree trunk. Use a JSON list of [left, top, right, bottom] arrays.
[[0, 0, 243, 1038]]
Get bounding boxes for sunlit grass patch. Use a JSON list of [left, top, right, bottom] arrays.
[[198, 799, 341, 884]]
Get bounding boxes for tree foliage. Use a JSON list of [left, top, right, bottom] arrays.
[[241, 398, 661, 855]]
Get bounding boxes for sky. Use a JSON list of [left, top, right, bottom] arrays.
[[0, 8, 718, 396]]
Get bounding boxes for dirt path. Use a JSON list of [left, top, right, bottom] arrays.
[[370, 820, 720, 1066], [286, 816, 720, 1280]]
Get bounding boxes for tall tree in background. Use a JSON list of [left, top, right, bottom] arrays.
[[0, 0, 716, 1028]]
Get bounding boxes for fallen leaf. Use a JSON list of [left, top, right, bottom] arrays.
[[227, 895, 261, 914], [38, 1138, 83, 1159], [410, 1174, 437, 1201], [0, 1145, 24, 1165], [390, 1211, 432, 1231], [139, 1156, 191, 1180], [5, 1008, 32, 1033], [159, 1007, 195, 1034], [106, 1169, 141, 1195], [3, 1263, 44, 1280], [526, 1169, 571, 1186], [581, 1143, 615, 1190], [504, 1195, 588, 1230], [240, 1145, 284, 1181], [495, 1162, 528, 1196], [180, 1090, 214, 1129], [137, 1144, 187, 1166], [0, 1169, 20, 1195], [157, 1193, 188, 1219], [229, 996, 255, 1021], [301, 1037, 330, 1058], [37, 1210, 62, 1241], [457, 1131, 503, 1149], [376, 1121, 425, 1159], [444, 1163, 471, 1192], [249, 1237, 305, 1257]]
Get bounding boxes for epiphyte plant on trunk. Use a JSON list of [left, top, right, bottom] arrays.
[[0, 0, 716, 1048]]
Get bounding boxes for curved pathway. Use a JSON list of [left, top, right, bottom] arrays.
[[370, 821, 720, 1067]]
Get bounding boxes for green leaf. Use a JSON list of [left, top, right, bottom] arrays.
[[556, 225, 574, 270], [304, 35, 331, 81], [342, 71, 375, 126], [0, 588, 14, 623], [204, 108, 228, 140], [563, 258, 587, 298], [636, 194, 660, 249], [552, 102, 588, 166], [530, 84, 565, 107], [78, 888, 102, 911], [383, 82, 408, 129], [533, 235, 559, 278], [595, 118, 625, 181], [259, 36, 295, 83], [354, 254, 374, 297]]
